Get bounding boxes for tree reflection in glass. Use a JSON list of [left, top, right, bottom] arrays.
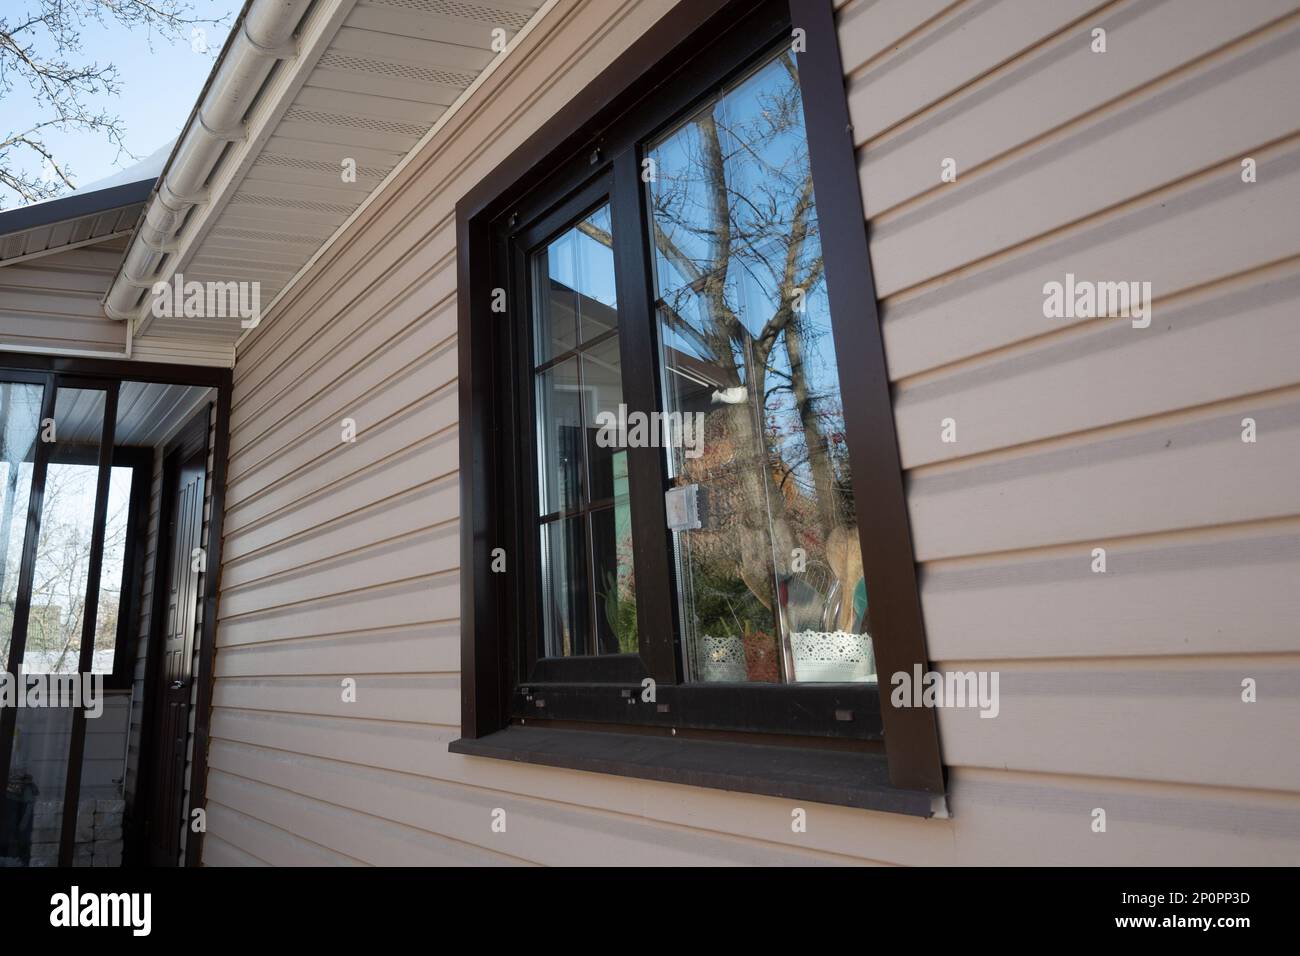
[[645, 49, 872, 684]]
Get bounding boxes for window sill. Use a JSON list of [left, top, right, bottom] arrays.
[[449, 725, 943, 817]]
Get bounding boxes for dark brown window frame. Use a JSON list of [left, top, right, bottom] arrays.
[[453, 0, 944, 814]]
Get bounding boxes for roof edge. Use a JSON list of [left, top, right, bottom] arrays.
[[0, 178, 156, 238]]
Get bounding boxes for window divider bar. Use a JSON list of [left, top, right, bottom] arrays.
[[511, 239, 543, 679], [610, 146, 681, 684], [58, 379, 120, 866], [0, 372, 58, 816], [533, 327, 619, 375]]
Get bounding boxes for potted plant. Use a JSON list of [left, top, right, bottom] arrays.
[[741, 621, 780, 683]]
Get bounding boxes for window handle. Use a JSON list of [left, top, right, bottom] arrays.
[[665, 483, 703, 531]]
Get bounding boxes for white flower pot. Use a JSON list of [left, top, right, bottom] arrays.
[[790, 630, 875, 683], [697, 634, 747, 682]]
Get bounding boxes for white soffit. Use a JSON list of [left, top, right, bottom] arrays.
[[0, 202, 143, 266], [129, 0, 544, 348]]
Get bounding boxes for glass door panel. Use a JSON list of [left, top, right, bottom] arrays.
[[89, 465, 134, 677], [0, 382, 43, 666], [24, 388, 107, 676], [3, 385, 107, 866], [0, 380, 45, 865]]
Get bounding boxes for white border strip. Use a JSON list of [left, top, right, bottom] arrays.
[[232, 0, 564, 355]]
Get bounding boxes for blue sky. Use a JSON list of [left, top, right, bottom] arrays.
[[2, 0, 244, 204]]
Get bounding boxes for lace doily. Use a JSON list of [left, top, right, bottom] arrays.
[[790, 630, 875, 682], [697, 634, 747, 682]]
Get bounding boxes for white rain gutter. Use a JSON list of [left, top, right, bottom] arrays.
[[103, 0, 312, 321]]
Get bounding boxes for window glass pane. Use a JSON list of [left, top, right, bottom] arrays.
[[581, 334, 624, 503], [6, 704, 75, 865], [646, 49, 873, 684], [539, 515, 589, 658], [91, 466, 133, 675], [535, 357, 583, 516], [0, 381, 43, 667], [534, 205, 619, 363], [530, 203, 639, 659], [591, 483, 636, 654], [25, 388, 106, 676]]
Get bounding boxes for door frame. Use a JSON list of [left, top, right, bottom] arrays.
[[0, 352, 231, 868], [132, 407, 210, 867]]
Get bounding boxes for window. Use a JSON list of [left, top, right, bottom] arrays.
[[454, 0, 943, 813], [0, 380, 148, 692]]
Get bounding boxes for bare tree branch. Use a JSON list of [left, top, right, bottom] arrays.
[[0, 0, 230, 207]]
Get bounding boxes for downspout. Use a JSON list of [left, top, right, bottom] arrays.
[[103, 0, 311, 323]]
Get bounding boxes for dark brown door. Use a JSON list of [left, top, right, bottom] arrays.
[[144, 444, 205, 866]]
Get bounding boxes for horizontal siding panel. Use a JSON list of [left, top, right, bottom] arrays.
[[0, 262, 117, 293], [846, 0, 1103, 145], [213, 623, 459, 678], [881, 138, 1300, 379], [219, 523, 456, 618], [895, 261, 1300, 466], [861, 0, 1300, 216], [217, 574, 456, 646], [222, 431, 458, 561], [935, 658, 1300, 791], [869, 19, 1300, 295], [221, 481, 443, 588], [947, 768, 1300, 865], [227, 300, 455, 482], [206, 709, 1300, 865], [204, 799, 364, 866], [908, 391, 1300, 560], [130, 334, 233, 367], [211, 676, 459, 724], [228, 213, 452, 403], [922, 522, 1300, 660], [0, 300, 116, 332], [225, 393, 456, 535], [231, 224, 456, 419], [208, 709, 938, 863], [200, 833, 269, 867], [0, 302, 122, 335], [206, 738, 861, 866], [230, 252, 454, 443], [227, 346, 456, 508], [835, 0, 954, 77], [206, 768, 521, 866]]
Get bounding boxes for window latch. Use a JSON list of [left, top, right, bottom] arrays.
[[664, 484, 702, 531]]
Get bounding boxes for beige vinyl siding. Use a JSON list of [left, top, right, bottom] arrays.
[[202, 0, 1300, 865], [129, 335, 234, 369], [0, 236, 129, 354]]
